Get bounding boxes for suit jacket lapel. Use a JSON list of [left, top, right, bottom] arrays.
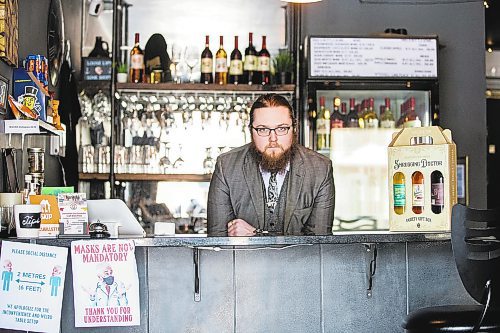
[[243, 152, 265, 228], [285, 151, 305, 233]]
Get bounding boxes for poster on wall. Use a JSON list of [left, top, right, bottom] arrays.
[[0, 0, 19, 66], [71, 239, 140, 327], [0, 241, 68, 333]]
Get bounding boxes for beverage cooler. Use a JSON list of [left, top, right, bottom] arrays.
[[302, 35, 439, 230]]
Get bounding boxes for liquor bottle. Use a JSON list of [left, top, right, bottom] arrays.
[[346, 98, 360, 128], [380, 97, 396, 128], [257, 36, 271, 85], [129, 33, 145, 83], [431, 170, 444, 214], [243, 32, 257, 85], [200, 35, 213, 84], [411, 171, 424, 214], [229, 36, 243, 84], [215, 36, 228, 85], [404, 97, 422, 127], [330, 97, 344, 128], [393, 172, 405, 215], [363, 97, 379, 128], [316, 96, 330, 150]]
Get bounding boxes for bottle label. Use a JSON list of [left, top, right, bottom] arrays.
[[244, 55, 257, 71], [394, 183, 406, 207], [412, 184, 424, 206], [215, 58, 227, 73], [404, 119, 422, 128], [380, 119, 395, 128], [258, 56, 270, 71], [316, 119, 330, 135], [229, 59, 243, 75], [431, 183, 444, 206], [331, 119, 344, 128], [365, 118, 379, 128], [130, 54, 144, 69], [201, 58, 213, 73]]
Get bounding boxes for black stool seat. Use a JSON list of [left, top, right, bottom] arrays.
[[404, 305, 500, 332]]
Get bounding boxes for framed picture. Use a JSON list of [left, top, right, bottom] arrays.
[[0, 74, 7, 114], [457, 156, 468, 205], [0, 0, 19, 66]]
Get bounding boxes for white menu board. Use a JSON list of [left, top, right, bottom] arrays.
[[309, 37, 438, 78]]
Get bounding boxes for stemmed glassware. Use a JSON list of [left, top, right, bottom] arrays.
[[184, 46, 199, 83], [159, 143, 172, 173], [202, 147, 215, 174], [170, 44, 183, 83], [173, 144, 185, 169]]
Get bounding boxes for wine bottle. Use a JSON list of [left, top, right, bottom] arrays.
[[412, 171, 424, 214], [129, 33, 145, 83], [215, 36, 228, 85], [243, 32, 257, 85], [229, 36, 243, 84], [257, 36, 271, 85], [404, 97, 422, 128], [380, 97, 396, 128], [330, 97, 344, 128], [316, 96, 330, 150], [346, 98, 360, 128], [431, 170, 444, 214], [393, 172, 406, 215], [363, 97, 379, 128], [200, 35, 213, 84]]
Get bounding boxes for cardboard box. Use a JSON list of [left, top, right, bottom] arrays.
[[388, 126, 457, 232], [13, 68, 48, 121]]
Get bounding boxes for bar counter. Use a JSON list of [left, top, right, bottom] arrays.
[[0, 232, 474, 333]]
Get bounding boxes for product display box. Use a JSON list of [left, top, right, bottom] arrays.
[[388, 126, 457, 232], [12, 68, 48, 121]]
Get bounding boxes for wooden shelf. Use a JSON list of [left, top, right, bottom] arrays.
[[116, 82, 295, 92], [79, 173, 211, 182]]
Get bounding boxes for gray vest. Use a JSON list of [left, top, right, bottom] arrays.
[[263, 172, 290, 235]]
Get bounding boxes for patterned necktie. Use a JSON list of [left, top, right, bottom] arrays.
[[267, 172, 278, 212], [105, 285, 111, 295]]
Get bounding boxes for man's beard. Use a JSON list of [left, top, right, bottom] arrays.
[[250, 136, 297, 173]]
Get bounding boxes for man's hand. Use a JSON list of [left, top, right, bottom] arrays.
[[227, 219, 256, 236]]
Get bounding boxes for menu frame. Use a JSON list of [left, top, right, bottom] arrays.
[[306, 35, 439, 80]]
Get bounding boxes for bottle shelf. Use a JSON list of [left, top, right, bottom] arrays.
[[116, 82, 295, 93], [79, 173, 212, 182]]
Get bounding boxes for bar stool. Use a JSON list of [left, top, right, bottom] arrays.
[[403, 204, 500, 333]]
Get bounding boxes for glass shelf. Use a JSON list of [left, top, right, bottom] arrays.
[[116, 83, 295, 93]]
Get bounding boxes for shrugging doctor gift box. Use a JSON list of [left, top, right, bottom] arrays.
[[388, 126, 457, 232]]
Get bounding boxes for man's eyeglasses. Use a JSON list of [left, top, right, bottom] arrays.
[[251, 126, 292, 137]]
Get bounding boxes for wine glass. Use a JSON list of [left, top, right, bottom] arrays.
[[184, 46, 199, 83], [170, 44, 182, 83], [202, 147, 215, 174], [173, 144, 185, 169], [159, 143, 172, 173]]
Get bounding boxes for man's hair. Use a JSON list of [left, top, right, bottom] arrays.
[[249, 94, 297, 128]]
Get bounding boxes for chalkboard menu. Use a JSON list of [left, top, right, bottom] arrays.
[[308, 36, 438, 79], [82, 57, 112, 81]]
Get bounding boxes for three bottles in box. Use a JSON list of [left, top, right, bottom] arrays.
[[392, 170, 444, 215]]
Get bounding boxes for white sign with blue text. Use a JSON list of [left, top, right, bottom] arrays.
[[0, 241, 68, 333]]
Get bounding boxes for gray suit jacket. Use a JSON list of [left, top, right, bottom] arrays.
[[207, 144, 335, 236]]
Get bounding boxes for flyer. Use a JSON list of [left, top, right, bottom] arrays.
[[71, 239, 140, 327], [0, 241, 68, 333]]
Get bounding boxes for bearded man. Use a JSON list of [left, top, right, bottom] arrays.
[[207, 94, 335, 236]]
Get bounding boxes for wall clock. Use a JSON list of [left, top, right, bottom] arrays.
[[47, 0, 65, 86]]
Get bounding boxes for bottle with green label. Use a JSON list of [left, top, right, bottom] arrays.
[[393, 172, 405, 215]]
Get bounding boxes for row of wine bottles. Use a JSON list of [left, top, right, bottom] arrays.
[[201, 33, 270, 85], [315, 96, 422, 150], [393, 170, 444, 215]]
